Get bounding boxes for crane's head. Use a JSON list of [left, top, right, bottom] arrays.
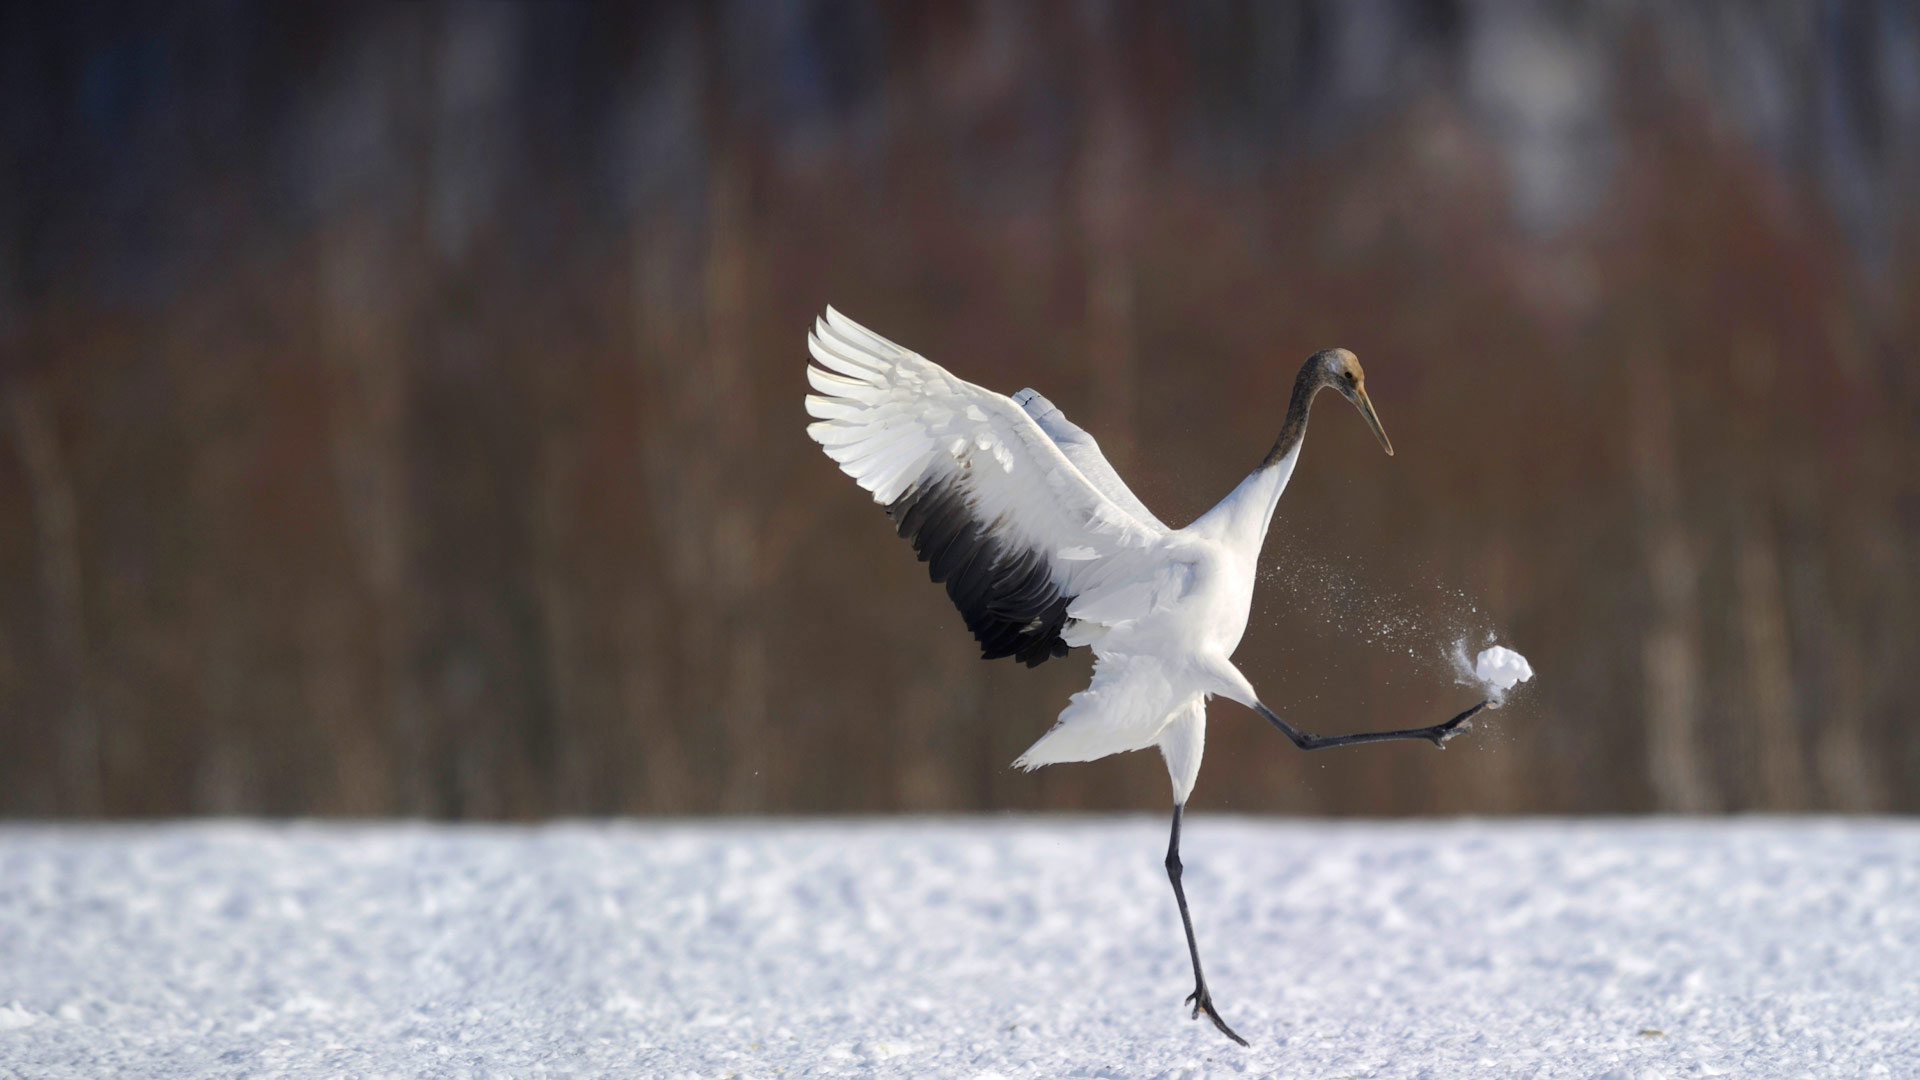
[[1311, 348, 1393, 456]]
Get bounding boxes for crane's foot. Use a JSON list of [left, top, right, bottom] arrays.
[[1425, 699, 1490, 746], [1185, 982, 1249, 1046]]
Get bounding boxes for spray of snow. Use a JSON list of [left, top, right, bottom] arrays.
[[1260, 551, 1482, 671], [1261, 549, 1533, 703]]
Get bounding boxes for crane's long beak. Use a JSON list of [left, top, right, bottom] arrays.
[[1353, 385, 1394, 456]]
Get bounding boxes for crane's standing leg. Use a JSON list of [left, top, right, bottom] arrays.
[[1165, 803, 1247, 1046]]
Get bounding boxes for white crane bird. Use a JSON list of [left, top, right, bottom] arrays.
[[803, 307, 1488, 1045]]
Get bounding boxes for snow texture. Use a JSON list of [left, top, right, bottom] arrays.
[[1475, 645, 1536, 692], [2, 818, 1917, 1079]]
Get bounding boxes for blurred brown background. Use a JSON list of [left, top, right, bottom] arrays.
[[1, 2, 1915, 818]]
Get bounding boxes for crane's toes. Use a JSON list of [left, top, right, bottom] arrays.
[[1430, 700, 1492, 746], [1184, 985, 1250, 1047]]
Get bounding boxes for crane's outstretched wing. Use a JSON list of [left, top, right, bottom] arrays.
[[805, 307, 1168, 666], [1010, 388, 1168, 531]]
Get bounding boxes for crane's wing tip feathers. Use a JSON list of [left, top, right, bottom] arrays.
[[807, 328, 891, 383], [821, 306, 912, 362]]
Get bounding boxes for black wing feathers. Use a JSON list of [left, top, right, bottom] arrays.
[[886, 478, 1073, 667]]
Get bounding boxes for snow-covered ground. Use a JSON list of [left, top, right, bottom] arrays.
[[1, 818, 1916, 1079]]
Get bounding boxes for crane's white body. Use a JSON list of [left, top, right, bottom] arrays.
[[805, 308, 1301, 803]]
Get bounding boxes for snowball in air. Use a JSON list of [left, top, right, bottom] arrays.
[[1474, 646, 1534, 692]]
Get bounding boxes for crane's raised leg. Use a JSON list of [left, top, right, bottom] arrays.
[[1254, 699, 1489, 751], [1165, 802, 1248, 1046]]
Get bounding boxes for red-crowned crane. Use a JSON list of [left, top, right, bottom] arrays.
[[804, 307, 1488, 1045]]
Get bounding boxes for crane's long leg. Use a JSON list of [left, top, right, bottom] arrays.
[[1254, 699, 1490, 751], [1165, 803, 1248, 1047]]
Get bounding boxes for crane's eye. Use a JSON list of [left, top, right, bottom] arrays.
[[1344, 371, 1357, 385]]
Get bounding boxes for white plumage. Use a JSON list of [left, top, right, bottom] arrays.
[[805, 306, 1289, 802], [804, 306, 1480, 1045]]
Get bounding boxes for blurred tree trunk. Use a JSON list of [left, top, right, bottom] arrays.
[[626, 8, 775, 813], [1627, 348, 1717, 812], [8, 382, 101, 813], [631, 213, 698, 810], [313, 0, 437, 811], [704, 149, 770, 812], [318, 219, 419, 815], [1734, 507, 1810, 808], [1076, 4, 1139, 476], [1781, 468, 1881, 811], [531, 421, 587, 810]]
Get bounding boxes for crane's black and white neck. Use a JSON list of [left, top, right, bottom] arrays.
[[1190, 346, 1394, 551]]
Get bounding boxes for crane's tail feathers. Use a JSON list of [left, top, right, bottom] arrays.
[[1014, 726, 1114, 770], [1014, 655, 1180, 769]]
